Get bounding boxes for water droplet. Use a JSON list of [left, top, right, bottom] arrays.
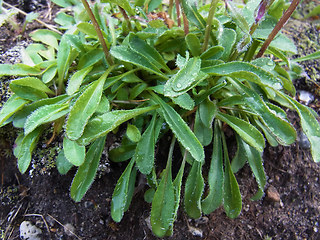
[[176, 83, 182, 89]]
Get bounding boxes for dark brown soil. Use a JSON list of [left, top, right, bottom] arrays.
[[1, 1, 320, 240]]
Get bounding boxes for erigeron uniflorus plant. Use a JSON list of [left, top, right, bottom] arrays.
[[0, 0, 320, 237]]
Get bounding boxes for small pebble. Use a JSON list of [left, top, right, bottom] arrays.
[[20, 221, 42, 240], [188, 225, 203, 237], [266, 185, 281, 202], [297, 131, 311, 149], [297, 90, 314, 105], [64, 223, 75, 236]]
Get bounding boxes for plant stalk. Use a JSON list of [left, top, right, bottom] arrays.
[[119, 6, 132, 32], [81, 0, 113, 65], [168, 0, 174, 19], [202, 0, 219, 52], [256, 0, 301, 58], [182, 11, 189, 35], [175, 0, 181, 27]]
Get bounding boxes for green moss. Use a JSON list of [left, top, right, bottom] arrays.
[[0, 185, 19, 205]]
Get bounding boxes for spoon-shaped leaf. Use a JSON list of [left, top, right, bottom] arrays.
[[222, 130, 242, 219], [282, 95, 320, 163], [202, 121, 223, 214], [111, 158, 136, 222], [134, 114, 157, 175], [151, 143, 175, 237], [66, 70, 111, 140], [216, 111, 265, 152], [0, 94, 29, 127], [77, 105, 158, 145], [70, 136, 106, 202], [24, 103, 69, 135], [184, 160, 204, 219], [63, 136, 86, 166], [151, 93, 204, 162], [17, 127, 43, 174]]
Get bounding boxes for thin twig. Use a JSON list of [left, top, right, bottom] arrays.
[[80, 0, 113, 66], [2, 1, 62, 34], [47, 214, 82, 240], [256, 0, 301, 58], [4, 203, 23, 239]]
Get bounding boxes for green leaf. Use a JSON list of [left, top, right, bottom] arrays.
[[199, 98, 216, 128], [78, 49, 105, 69], [222, 130, 242, 219], [194, 108, 212, 146], [202, 61, 283, 90], [0, 64, 42, 76], [219, 28, 236, 61], [184, 160, 204, 219], [30, 29, 61, 49], [66, 66, 93, 95], [151, 94, 204, 162], [12, 95, 70, 128], [283, 95, 320, 163], [56, 150, 73, 175], [134, 114, 157, 174], [126, 123, 141, 143], [129, 35, 170, 72], [129, 82, 148, 100], [111, 158, 136, 222], [226, 1, 250, 33], [42, 64, 57, 83], [17, 127, 43, 174], [233, 134, 266, 200], [70, 136, 106, 202], [110, 45, 166, 78], [109, 135, 136, 162], [151, 151, 175, 237], [292, 50, 320, 63], [63, 136, 86, 166], [95, 95, 110, 114], [77, 105, 158, 145], [200, 46, 224, 60], [24, 103, 69, 135], [305, 5, 320, 18], [171, 93, 195, 111], [25, 12, 39, 23], [57, 35, 73, 85], [164, 57, 208, 97], [234, 80, 296, 146], [216, 111, 265, 152], [10, 77, 55, 95], [171, 149, 186, 228], [231, 134, 249, 173], [201, 121, 224, 214], [77, 22, 99, 38], [180, 0, 206, 29], [66, 70, 110, 140], [101, 0, 135, 15], [124, 166, 137, 212], [0, 94, 29, 127], [185, 33, 201, 57]]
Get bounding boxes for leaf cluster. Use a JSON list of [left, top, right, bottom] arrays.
[[0, 0, 320, 237]]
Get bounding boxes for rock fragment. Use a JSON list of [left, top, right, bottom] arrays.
[[266, 185, 281, 202], [20, 221, 42, 240]]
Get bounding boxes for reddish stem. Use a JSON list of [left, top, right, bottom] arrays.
[[175, 0, 181, 27], [256, 0, 301, 58]]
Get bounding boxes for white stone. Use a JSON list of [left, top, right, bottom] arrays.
[[297, 90, 314, 105], [20, 221, 42, 240]]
